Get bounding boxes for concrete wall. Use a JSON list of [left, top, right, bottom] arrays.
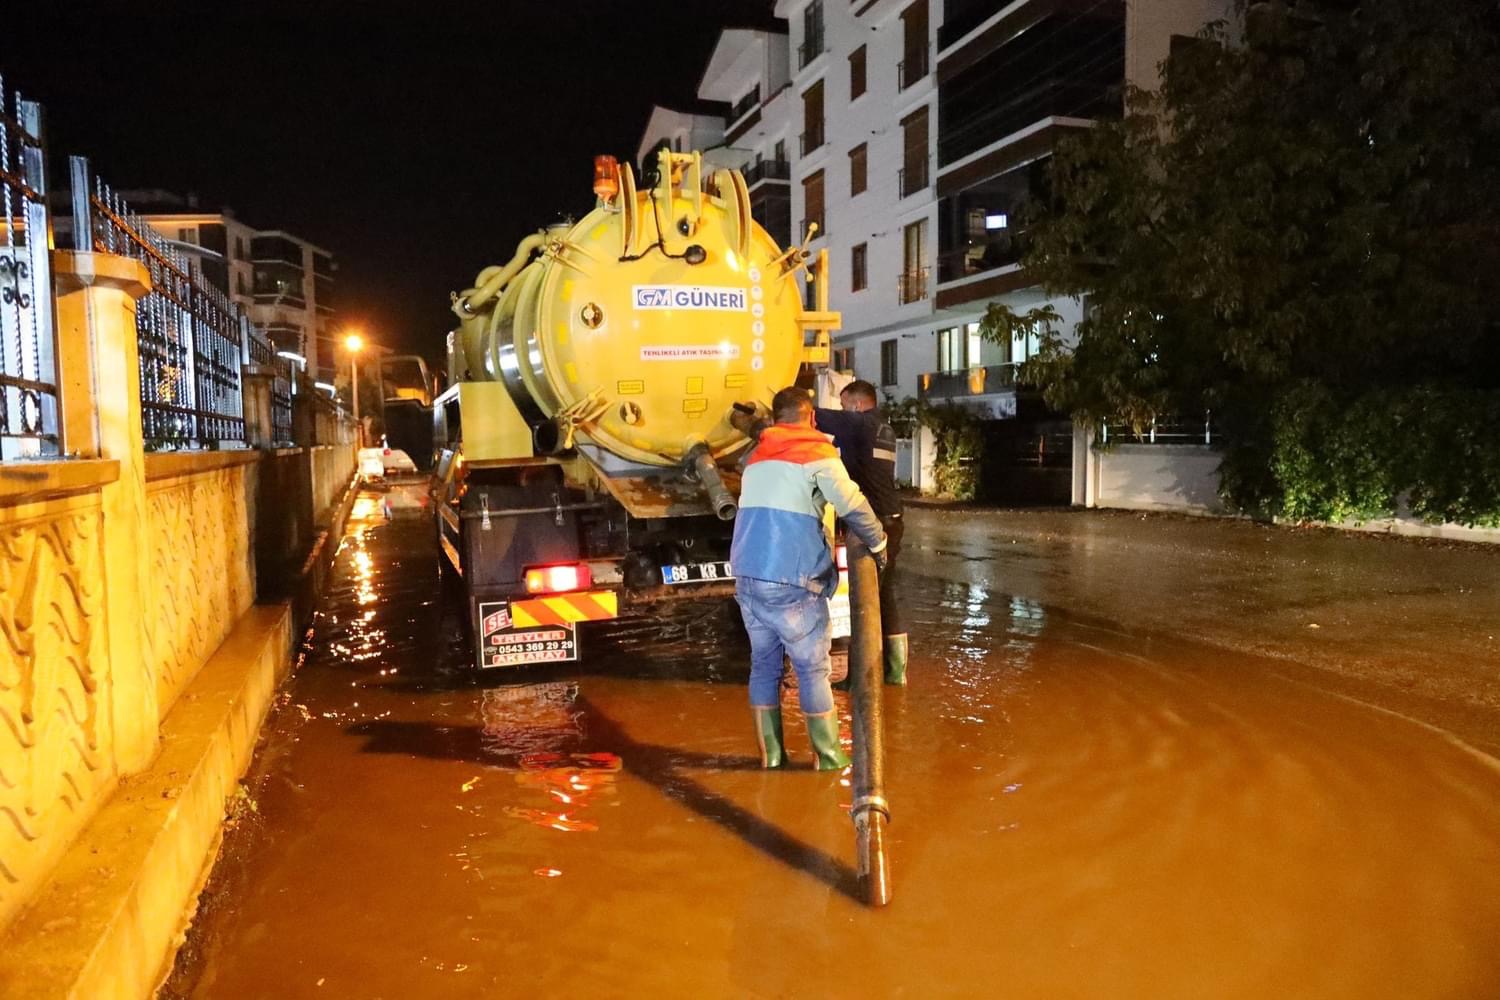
[[0, 462, 121, 934], [311, 443, 357, 520], [1083, 441, 1226, 514], [143, 455, 259, 719], [1071, 425, 1500, 543], [0, 250, 360, 992]]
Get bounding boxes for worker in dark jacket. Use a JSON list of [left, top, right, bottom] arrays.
[[814, 379, 908, 685], [731, 387, 888, 769]]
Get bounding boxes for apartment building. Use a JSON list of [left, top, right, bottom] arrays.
[[643, 2, 1229, 491], [924, 0, 1231, 419], [663, 1, 1229, 403], [131, 194, 338, 380]]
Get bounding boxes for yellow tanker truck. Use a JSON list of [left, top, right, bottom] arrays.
[[432, 149, 845, 668]]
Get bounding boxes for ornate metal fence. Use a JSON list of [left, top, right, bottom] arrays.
[[70, 156, 247, 449], [0, 76, 59, 460], [245, 320, 295, 446]]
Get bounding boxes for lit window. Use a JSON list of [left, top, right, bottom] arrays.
[[985, 213, 1008, 230]]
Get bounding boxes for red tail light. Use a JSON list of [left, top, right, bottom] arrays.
[[835, 545, 848, 570], [524, 563, 592, 594]]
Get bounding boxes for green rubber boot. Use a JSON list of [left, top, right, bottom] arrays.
[[884, 633, 909, 686], [753, 706, 787, 769], [804, 710, 851, 770]]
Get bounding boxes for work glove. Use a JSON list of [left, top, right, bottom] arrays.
[[730, 402, 770, 440]]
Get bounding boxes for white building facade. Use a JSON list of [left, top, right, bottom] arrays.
[[645, 1, 1231, 491], [678, 1, 1229, 389]]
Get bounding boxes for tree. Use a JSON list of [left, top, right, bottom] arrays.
[[984, 0, 1500, 523]]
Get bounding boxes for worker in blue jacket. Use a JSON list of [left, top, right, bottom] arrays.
[[730, 387, 888, 769]]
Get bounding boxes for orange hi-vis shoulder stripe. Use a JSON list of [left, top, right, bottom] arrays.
[[746, 425, 838, 466]]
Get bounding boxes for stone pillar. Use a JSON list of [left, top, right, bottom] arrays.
[[291, 374, 317, 447], [240, 367, 275, 449], [53, 250, 159, 774]]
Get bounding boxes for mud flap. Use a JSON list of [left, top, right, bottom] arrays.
[[477, 601, 580, 668]]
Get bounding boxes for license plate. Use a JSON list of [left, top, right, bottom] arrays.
[[660, 560, 733, 585]]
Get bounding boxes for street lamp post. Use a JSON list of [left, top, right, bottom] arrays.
[[345, 332, 364, 445]]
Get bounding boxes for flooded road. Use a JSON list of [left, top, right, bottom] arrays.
[[167, 493, 1500, 999]]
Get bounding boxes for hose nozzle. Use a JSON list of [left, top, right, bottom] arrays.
[[686, 443, 737, 521]]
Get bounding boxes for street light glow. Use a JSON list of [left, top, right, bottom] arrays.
[[345, 333, 365, 352]]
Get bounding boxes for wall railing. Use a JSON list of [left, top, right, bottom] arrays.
[[71, 156, 257, 449], [1101, 413, 1217, 446], [0, 77, 59, 460]]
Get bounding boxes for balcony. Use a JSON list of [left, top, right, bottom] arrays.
[[898, 45, 930, 90], [938, 228, 1027, 283], [798, 33, 826, 69], [744, 159, 791, 186], [918, 363, 1021, 402], [253, 291, 306, 309], [938, 0, 1003, 52], [728, 86, 761, 126], [250, 235, 303, 267], [800, 124, 826, 156], [899, 156, 929, 198], [897, 267, 929, 304]]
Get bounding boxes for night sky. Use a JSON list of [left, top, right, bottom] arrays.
[[9, 1, 778, 361]]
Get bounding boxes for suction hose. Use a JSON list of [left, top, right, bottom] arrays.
[[452, 230, 548, 319], [685, 443, 737, 521], [846, 533, 892, 906]]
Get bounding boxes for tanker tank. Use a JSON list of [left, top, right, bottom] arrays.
[[447, 149, 837, 504]]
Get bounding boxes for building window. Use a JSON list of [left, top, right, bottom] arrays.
[[236, 236, 247, 260], [900, 219, 928, 303], [936, 156, 1047, 283], [800, 0, 825, 69], [881, 339, 899, 387], [850, 45, 867, 100], [900, 106, 929, 197], [177, 227, 194, 242], [851, 242, 868, 292], [849, 143, 867, 196], [899, 0, 930, 90], [802, 169, 826, 238], [236, 272, 248, 295], [937, 322, 983, 372], [801, 81, 825, 155], [833, 346, 854, 372], [935, 4, 1124, 166]]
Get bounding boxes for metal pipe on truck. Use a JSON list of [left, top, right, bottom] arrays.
[[686, 442, 738, 521]]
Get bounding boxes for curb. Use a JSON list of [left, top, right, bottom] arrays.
[[0, 606, 293, 999]]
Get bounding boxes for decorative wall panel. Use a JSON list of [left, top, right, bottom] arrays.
[[0, 507, 110, 922], [145, 468, 251, 716]]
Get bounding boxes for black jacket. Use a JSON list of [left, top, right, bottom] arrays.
[[814, 407, 903, 519]]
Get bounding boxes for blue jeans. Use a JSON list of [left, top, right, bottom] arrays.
[[735, 578, 834, 715]]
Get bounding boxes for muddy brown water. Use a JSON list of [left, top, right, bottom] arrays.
[[165, 493, 1500, 999]]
